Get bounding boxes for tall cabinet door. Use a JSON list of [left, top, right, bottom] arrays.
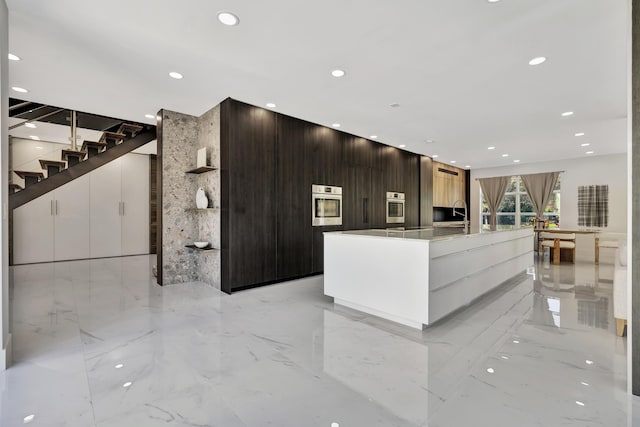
[[54, 174, 91, 261], [13, 195, 55, 264], [120, 154, 149, 256], [90, 158, 122, 258]]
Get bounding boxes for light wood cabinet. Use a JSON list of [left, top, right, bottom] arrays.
[[432, 162, 466, 207]]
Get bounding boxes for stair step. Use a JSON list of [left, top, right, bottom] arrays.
[[118, 123, 143, 137], [14, 170, 45, 187], [9, 183, 23, 194], [100, 131, 127, 150], [82, 140, 107, 158], [39, 159, 67, 177], [61, 149, 86, 167]]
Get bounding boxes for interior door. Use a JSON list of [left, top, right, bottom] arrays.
[[90, 158, 122, 258], [54, 173, 91, 261], [120, 154, 149, 256], [13, 195, 55, 264]]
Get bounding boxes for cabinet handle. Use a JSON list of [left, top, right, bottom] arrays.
[[55, 200, 59, 215], [363, 197, 369, 224], [50, 200, 54, 216], [119, 202, 122, 216], [122, 202, 125, 216]]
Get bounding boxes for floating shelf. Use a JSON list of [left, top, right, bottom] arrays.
[[185, 166, 217, 174], [185, 244, 218, 251]]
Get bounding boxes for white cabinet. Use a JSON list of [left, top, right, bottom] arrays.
[[54, 174, 91, 261], [13, 194, 54, 264], [90, 154, 149, 258], [13, 174, 91, 264], [90, 159, 123, 258], [121, 154, 149, 256], [13, 153, 149, 264]]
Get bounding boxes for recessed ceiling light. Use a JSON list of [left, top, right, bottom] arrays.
[[488, 0, 500, 2], [513, 340, 520, 344], [8, 53, 20, 61], [488, 146, 495, 150], [332, 123, 340, 128], [331, 69, 345, 77], [217, 11, 240, 26], [168, 71, 183, 79], [145, 114, 155, 119], [528, 56, 547, 66], [266, 103, 276, 108], [24, 122, 36, 129], [399, 144, 406, 148], [586, 151, 594, 155], [575, 132, 585, 137], [432, 155, 438, 158], [581, 381, 589, 386], [450, 160, 456, 164], [487, 368, 495, 373], [514, 160, 520, 163], [29, 135, 40, 140], [501, 355, 509, 360], [331, 423, 340, 427], [585, 360, 594, 365], [115, 364, 124, 369], [581, 143, 590, 147], [23, 414, 35, 424], [123, 381, 132, 388], [465, 165, 471, 168], [425, 139, 435, 144], [502, 154, 509, 157], [576, 401, 585, 407], [561, 111, 574, 117], [12, 86, 28, 93], [370, 135, 378, 139]]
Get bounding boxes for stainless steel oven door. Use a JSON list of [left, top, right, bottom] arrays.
[[386, 192, 405, 224], [312, 189, 342, 226]]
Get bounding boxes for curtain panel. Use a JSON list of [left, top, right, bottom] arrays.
[[478, 176, 510, 231], [520, 172, 560, 219]]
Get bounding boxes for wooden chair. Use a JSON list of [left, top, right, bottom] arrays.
[[539, 232, 576, 265]]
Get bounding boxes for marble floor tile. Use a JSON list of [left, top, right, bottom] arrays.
[[1, 255, 639, 426]]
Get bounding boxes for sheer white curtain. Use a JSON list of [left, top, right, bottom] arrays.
[[478, 176, 510, 231]]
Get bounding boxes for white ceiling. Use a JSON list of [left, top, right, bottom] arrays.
[[6, 0, 628, 169]]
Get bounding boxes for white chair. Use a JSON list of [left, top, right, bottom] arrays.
[[613, 240, 627, 336], [539, 232, 576, 265]]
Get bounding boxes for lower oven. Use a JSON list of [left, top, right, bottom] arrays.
[[312, 184, 343, 226], [386, 192, 405, 224]]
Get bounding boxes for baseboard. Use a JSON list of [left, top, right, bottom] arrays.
[[0, 333, 12, 370]]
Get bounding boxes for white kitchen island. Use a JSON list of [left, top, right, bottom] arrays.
[[324, 227, 534, 329]]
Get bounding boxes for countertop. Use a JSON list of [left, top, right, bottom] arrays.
[[325, 227, 532, 242]]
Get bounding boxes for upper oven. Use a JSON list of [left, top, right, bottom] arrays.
[[386, 192, 405, 224], [312, 185, 343, 226]]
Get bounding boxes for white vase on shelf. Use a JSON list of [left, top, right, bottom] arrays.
[[196, 187, 208, 209]]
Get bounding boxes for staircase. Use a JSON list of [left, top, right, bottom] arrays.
[[9, 113, 156, 210]]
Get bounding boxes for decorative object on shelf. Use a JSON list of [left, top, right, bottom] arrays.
[[194, 241, 209, 248], [196, 187, 208, 209], [197, 147, 207, 168]]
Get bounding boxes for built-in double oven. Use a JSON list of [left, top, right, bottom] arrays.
[[386, 192, 405, 224], [312, 184, 343, 226]]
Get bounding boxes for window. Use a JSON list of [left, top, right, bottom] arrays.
[[482, 176, 561, 230]]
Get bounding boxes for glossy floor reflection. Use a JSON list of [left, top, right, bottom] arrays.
[[1, 255, 639, 426]]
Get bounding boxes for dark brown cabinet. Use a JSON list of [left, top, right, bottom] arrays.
[[276, 115, 313, 280], [221, 100, 277, 292], [220, 98, 426, 292]]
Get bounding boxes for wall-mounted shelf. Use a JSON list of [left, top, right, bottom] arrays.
[[185, 166, 217, 174], [185, 244, 218, 251]]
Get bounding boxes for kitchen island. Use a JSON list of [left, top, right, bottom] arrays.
[[324, 227, 533, 329]]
